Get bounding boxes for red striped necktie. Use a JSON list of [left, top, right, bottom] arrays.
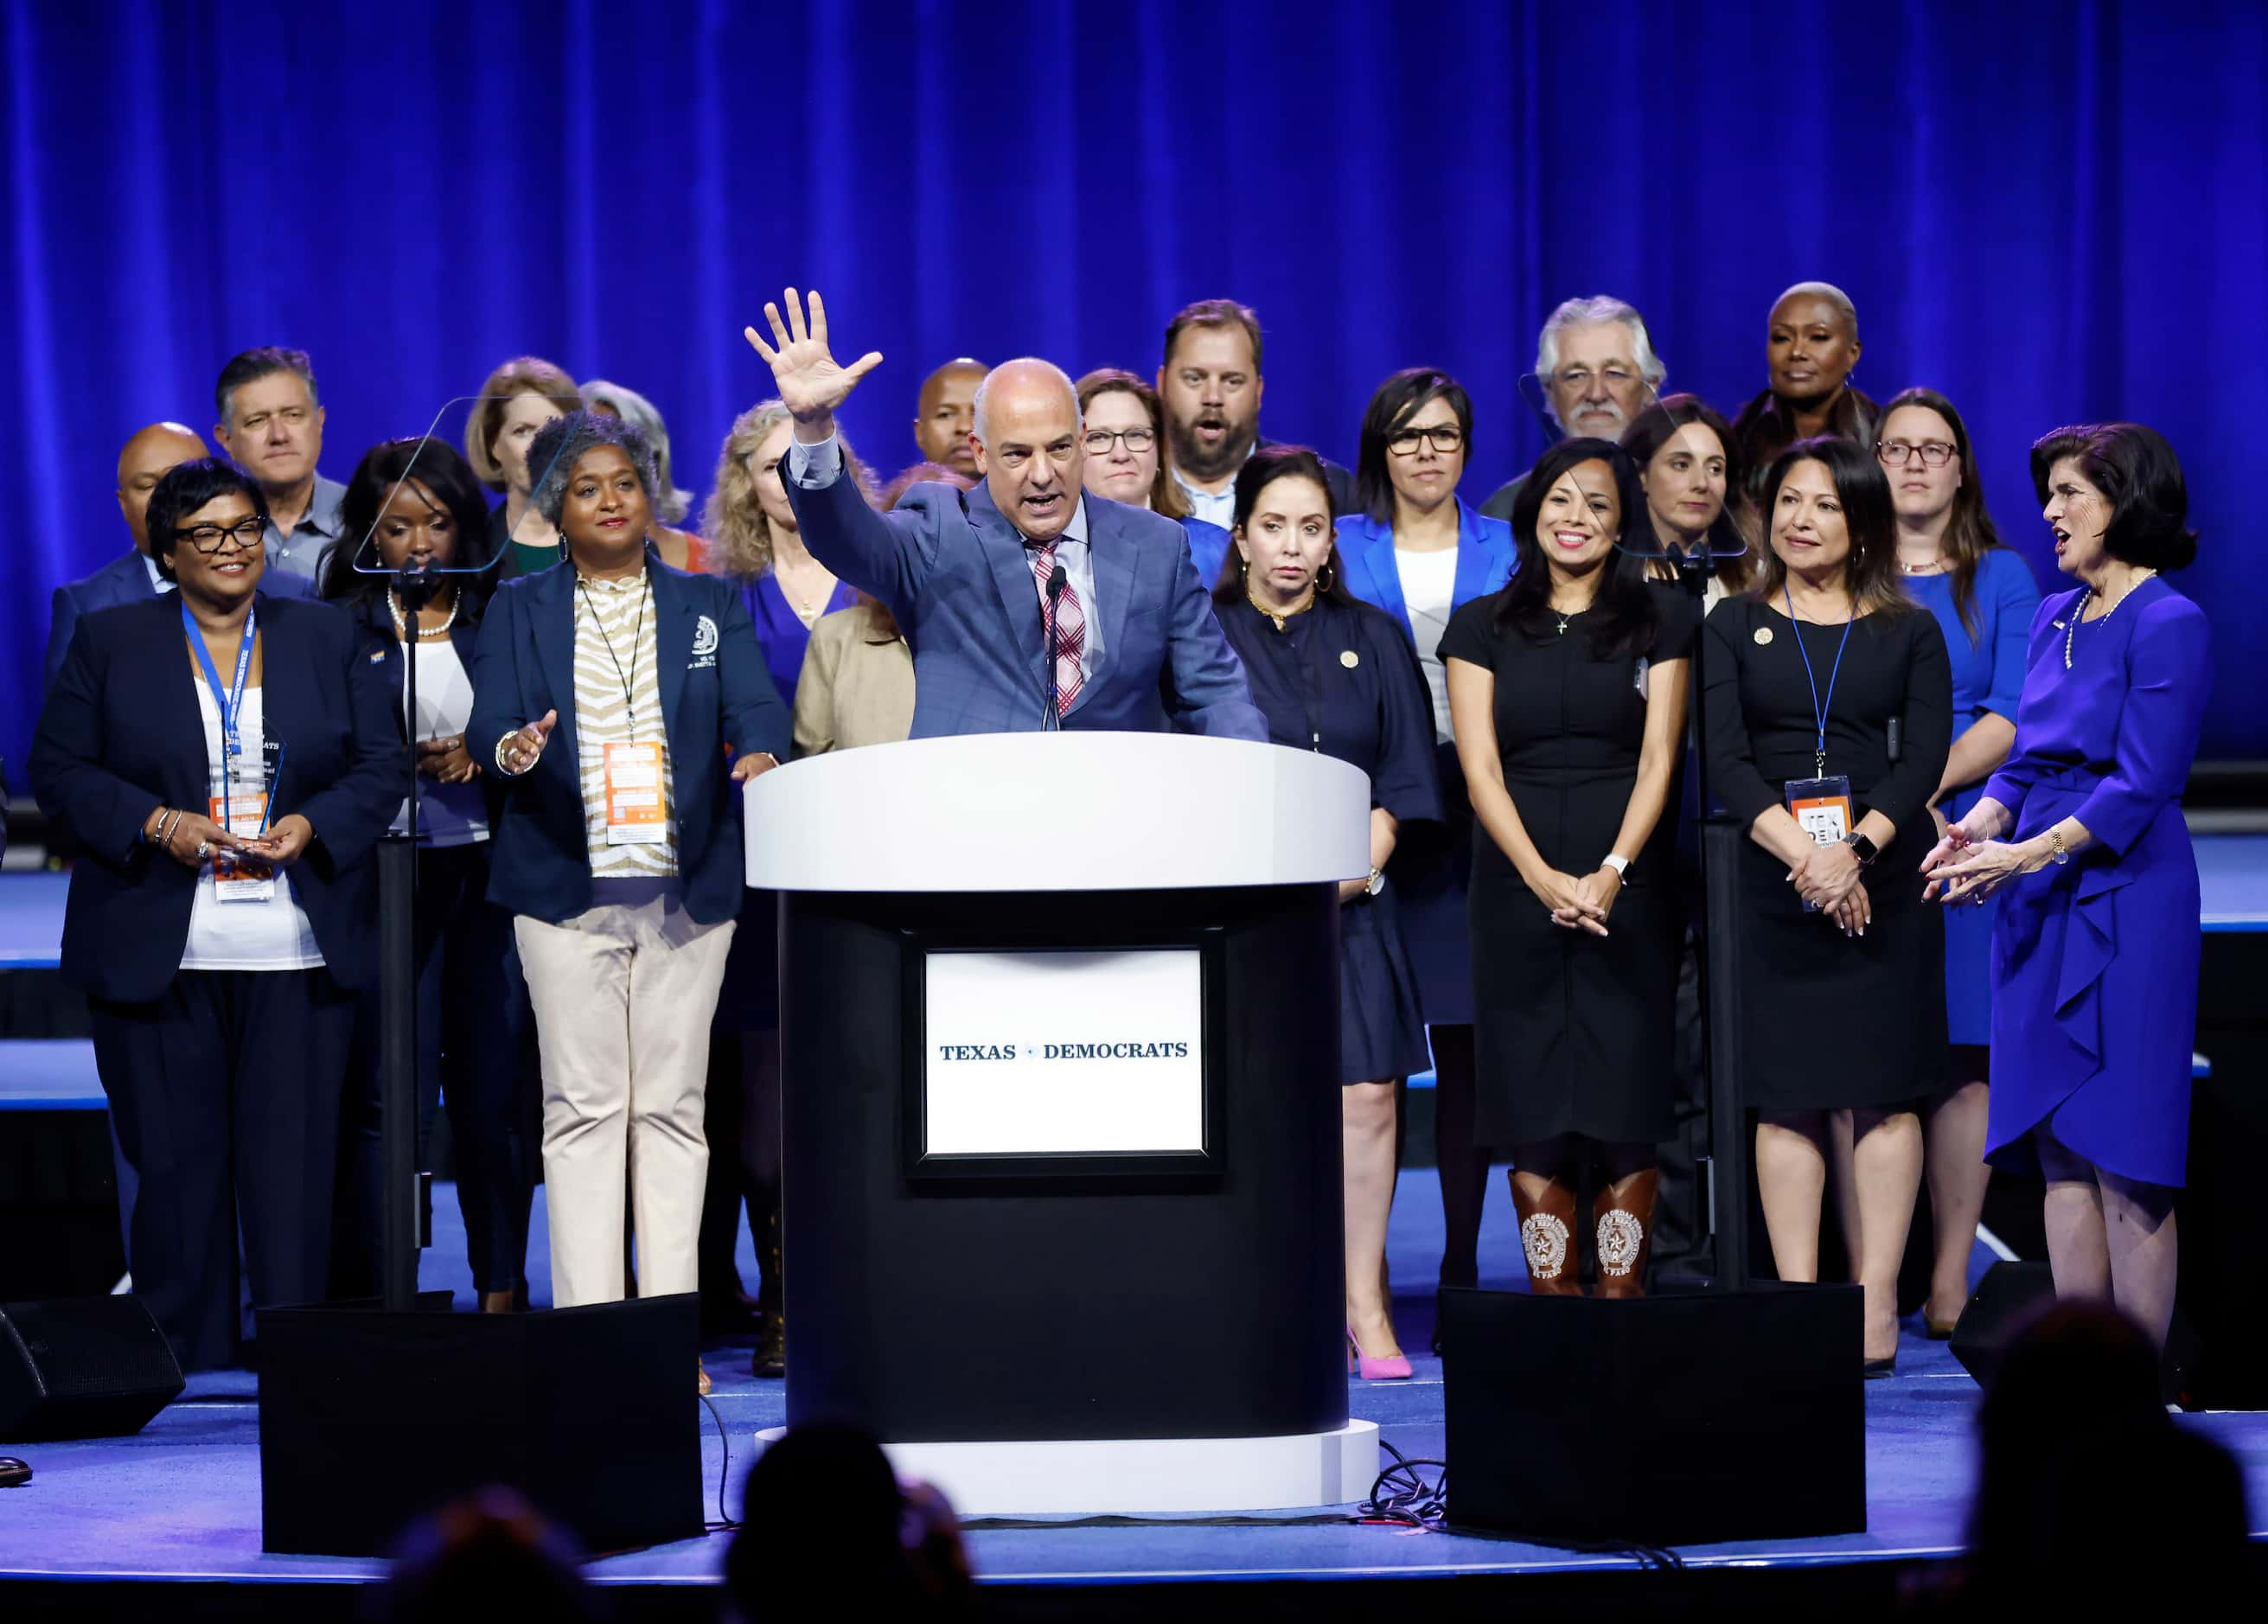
[[1030, 540, 1086, 716]]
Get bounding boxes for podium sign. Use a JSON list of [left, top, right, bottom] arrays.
[[904, 930, 1227, 1180], [923, 949, 1206, 1156]]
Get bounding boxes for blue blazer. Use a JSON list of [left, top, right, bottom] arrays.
[[465, 551, 789, 927], [1333, 500, 1517, 641], [45, 549, 311, 694], [787, 471, 1266, 740], [29, 591, 402, 1002], [1184, 519, 1231, 594]]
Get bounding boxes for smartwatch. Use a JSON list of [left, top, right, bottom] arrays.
[[1602, 854, 1631, 879], [1845, 833, 1879, 867]]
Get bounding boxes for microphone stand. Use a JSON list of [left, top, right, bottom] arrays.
[[377, 561, 437, 1311], [1671, 542, 1750, 1294]]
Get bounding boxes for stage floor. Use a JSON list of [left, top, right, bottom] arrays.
[[4, 1181, 2265, 1600]]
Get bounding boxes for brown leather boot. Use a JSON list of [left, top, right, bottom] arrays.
[[1510, 1173, 1582, 1295], [1592, 1168, 1660, 1299]]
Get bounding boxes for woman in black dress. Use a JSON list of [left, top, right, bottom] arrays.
[[1441, 438, 1696, 1298], [1703, 437, 1952, 1371], [1214, 446, 1439, 1378]]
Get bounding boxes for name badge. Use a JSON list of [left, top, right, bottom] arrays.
[[1784, 774, 1853, 914], [604, 740, 668, 844], [209, 792, 277, 901]]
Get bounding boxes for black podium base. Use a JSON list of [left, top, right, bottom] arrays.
[[1441, 1282, 1865, 1545], [257, 1293, 701, 1556]]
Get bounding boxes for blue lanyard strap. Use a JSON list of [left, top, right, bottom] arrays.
[[1780, 585, 1854, 777], [183, 599, 255, 758]]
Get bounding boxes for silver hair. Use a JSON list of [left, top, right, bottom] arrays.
[[1773, 280, 1861, 336], [1533, 296, 1668, 425], [971, 359, 1083, 442], [578, 378, 694, 523], [527, 411, 662, 528]]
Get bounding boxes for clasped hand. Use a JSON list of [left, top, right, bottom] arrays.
[[417, 736, 478, 783], [1530, 866, 1619, 936], [1788, 841, 1871, 937], [1920, 800, 2026, 905]]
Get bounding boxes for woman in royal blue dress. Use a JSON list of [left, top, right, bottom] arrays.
[[1213, 446, 1440, 1378], [1925, 423, 2209, 1350], [1879, 388, 2040, 1336], [1335, 369, 1515, 1330]]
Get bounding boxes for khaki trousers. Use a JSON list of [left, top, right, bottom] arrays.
[[514, 880, 735, 1308]]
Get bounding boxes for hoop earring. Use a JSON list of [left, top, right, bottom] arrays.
[[1316, 561, 1334, 593]]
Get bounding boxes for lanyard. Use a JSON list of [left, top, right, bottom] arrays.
[[578, 573, 650, 738], [184, 600, 255, 758], [1780, 585, 1855, 778]]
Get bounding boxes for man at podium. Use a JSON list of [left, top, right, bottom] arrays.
[[746, 290, 1266, 740]]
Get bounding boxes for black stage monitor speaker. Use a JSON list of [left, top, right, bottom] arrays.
[[0, 1296, 184, 1442], [1442, 1282, 1866, 1546], [258, 1293, 703, 1557], [1947, 1259, 2198, 1404]]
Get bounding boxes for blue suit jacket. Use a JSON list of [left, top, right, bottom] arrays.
[[786, 471, 1266, 740], [465, 551, 789, 927], [45, 549, 312, 694], [1334, 500, 1517, 642], [29, 592, 402, 1002]]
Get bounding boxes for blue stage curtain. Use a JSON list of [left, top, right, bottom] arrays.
[[3, 0, 2262, 774]]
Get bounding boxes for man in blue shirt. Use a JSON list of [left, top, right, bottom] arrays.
[[212, 347, 348, 580]]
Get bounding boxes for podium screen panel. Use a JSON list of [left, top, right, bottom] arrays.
[[923, 949, 1206, 1155]]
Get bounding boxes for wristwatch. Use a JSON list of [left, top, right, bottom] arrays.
[[1845, 833, 1879, 867], [1602, 854, 1631, 879], [1364, 867, 1385, 897]]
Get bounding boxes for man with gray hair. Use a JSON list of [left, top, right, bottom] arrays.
[[212, 346, 347, 579], [745, 288, 1264, 739], [1479, 296, 1666, 521]]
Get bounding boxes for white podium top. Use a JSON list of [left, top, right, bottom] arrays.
[[744, 732, 1370, 893]]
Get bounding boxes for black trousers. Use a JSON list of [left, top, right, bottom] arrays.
[[89, 969, 355, 1372], [336, 841, 538, 1297]]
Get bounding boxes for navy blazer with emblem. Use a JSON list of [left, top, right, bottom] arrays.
[[45, 548, 312, 694], [466, 548, 789, 927], [29, 591, 402, 1002], [787, 471, 1266, 740]]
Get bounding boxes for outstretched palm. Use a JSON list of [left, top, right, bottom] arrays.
[[743, 289, 884, 424]]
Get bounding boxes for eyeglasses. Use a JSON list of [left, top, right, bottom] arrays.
[[174, 517, 266, 553], [1083, 428, 1155, 455], [1551, 366, 1639, 393], [1876, 439, 1958, 468], [1387, 426, 1466, 456]]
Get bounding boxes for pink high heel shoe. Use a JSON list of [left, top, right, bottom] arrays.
[[1346, 1327, 1413, 1381]]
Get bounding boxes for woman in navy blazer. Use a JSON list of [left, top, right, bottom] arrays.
[[30, 458, 399, 1371], [467, 413, 786, 1384], [321, 438, 540, 1316], [1336, 368, 1516, 1336]]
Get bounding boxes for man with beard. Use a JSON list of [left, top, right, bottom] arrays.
[[911, 357, 986, 478], [1155, 298, 1352, 531], [212, 346, 348, 579], [1478, 296, 1665, 521]]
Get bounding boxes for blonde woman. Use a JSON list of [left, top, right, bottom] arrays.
[[699, 400, 875, 1378]]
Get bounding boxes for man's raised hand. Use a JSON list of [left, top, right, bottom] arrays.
[[743, 289, 883, 429]]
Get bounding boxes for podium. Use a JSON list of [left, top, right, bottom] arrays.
[[744, 733, 1381, 1513]]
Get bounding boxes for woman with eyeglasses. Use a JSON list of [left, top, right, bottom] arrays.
[[31, 457, 399, 1371], [1873, 388, 2040, 1337], [1335, 368, 1515, 1340], [1076, 369, 1223, 579]]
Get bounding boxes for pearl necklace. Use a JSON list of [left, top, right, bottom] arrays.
[[389, 585, 460, 643], [2062, 570, 2155, 668]]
